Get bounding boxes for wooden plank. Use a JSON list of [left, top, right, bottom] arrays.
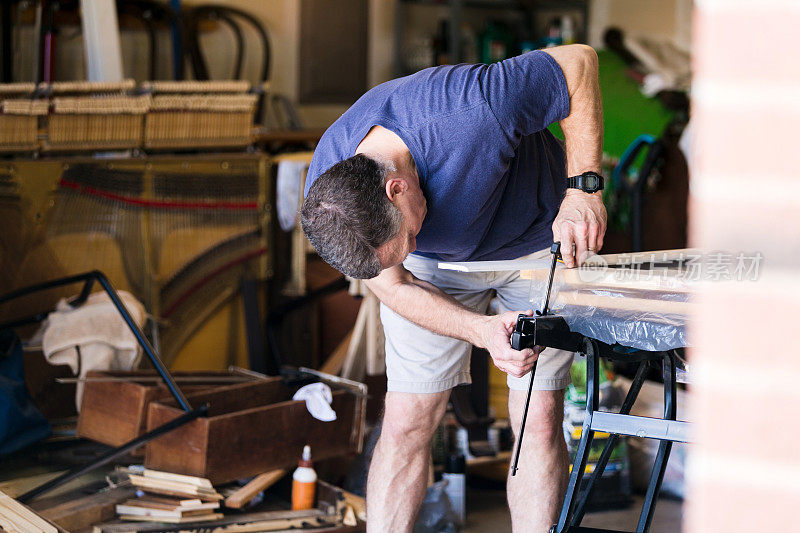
[[223, 470, 286, 509], [0, 471, 66, 498], [520, 265, 695, 292], [340, 490, 366, 522], [34, 486, 136, 531], [439, 248, 701, 273], [93, 509, 324, 532], [142, 470, 213, 490], [320, 330, 354, 376], [583, 248, 702, 266], [208, 515, 338, 532], [554, 291, 690, 317], [438, 258, 551, 273], [0, 491, 59, 533]]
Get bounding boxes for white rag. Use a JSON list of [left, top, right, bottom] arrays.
[[42, 290, 146, 411], [276, 159, 309, 231], [292, 382, 337, 422]]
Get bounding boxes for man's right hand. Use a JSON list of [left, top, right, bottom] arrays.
[[476, 310, 542, 378]]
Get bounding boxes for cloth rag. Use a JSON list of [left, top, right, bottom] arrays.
[[292, 382, 337, 422], [276, 159, 310, 231], [42, 290, 146, 410]]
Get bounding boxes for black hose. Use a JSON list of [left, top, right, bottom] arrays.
[[119, 0, 185, 80], [116, 4, 158, 80], [185, 4, 270, 83]]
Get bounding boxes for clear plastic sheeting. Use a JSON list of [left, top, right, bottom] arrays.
[[524, 265, 692, 351]]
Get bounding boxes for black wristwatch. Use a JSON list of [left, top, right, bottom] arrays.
[[567, 171, 604, 193]]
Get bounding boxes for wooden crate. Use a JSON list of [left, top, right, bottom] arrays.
[[77, 370, 244, 448], [145, 376, 366, 484]]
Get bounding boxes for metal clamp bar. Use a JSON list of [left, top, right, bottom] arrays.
[[590, 412, 690, 443], [17, 404, 208, 503]]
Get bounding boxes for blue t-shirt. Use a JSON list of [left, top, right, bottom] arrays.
[[305, 50, 570, 262]]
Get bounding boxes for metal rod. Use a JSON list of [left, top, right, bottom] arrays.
[[636, 352, 677, 532], [510, 359, 537, 476], [0, 271, 192, 412], [94, 272, 191, 412], [511, 242, 560, 475], [556, 338, 599, 532], [541, 242, 561, 315], [17, 404, 208, 503]]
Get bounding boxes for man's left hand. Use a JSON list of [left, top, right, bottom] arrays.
[[552, 189, 607, 267]]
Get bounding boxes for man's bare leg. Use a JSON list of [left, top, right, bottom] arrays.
[[367, 390, 450, 532], [507, 388, 569, 532]]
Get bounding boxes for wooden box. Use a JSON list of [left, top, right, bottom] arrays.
[[77, 370, 246, 448], [145, 375, 366, 484]]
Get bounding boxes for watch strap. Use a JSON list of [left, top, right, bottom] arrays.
[[567, 171, 604, 193]]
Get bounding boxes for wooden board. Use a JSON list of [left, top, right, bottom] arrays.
[[32, 486, 137, 531], [0, 490, 61, 533], [93, 509, 325, 532], [224, 470, 286, 509], [145, 379, 364, 484], [77, 371, 244, 449], [520, 265, 695, 293], [438, 248, 701, 273]]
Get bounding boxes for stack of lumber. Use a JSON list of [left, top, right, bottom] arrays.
[[121, 470, 222, 523], [0, 489, 61, 532], [115, 496, 221, 524]]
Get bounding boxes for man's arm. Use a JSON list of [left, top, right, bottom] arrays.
[[543, 45, 607, 267], [365, 265, 538, 378]]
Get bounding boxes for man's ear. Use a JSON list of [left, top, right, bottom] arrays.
[[384, 178, 408, 202]]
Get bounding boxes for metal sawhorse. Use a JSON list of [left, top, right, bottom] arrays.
[[511, 314, 689, 533]]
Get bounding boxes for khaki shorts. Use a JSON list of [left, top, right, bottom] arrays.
[[381, 249, 574, 394]]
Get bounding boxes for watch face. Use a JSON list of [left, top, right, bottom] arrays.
[[585, 175, 598, 190]]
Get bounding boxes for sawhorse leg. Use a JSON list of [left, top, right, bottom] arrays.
[[570, 358, 651, 526], [553, 338, 601, 532], [636, 351, 677, 532], [551, 348, 680, 533]]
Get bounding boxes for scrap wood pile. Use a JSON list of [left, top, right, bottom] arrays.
[[3, 467, 364, 532], [118, 469, 222, 524]]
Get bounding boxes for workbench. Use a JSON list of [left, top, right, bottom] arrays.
[[440, 249, 693, 533]]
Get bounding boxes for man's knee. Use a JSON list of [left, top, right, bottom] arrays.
[[379, 391, 449, 448], [509, 389, 565, 447]]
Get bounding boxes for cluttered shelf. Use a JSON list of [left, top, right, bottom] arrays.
[[395, 0, 588, 76]]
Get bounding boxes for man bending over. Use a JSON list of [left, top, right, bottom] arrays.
[[301, 44, 606, 532]]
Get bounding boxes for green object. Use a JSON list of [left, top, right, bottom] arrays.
[[479, 21, 513, 64], [548, 49, 674, 160]]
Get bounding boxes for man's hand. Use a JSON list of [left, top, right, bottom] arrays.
[[476, 310, 542, 378], [553, 189, 607, 267]]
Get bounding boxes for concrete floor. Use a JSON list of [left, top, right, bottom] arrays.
[[463, 485, 682, 532]]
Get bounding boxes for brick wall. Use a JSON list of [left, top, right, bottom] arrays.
[[686, 1, 800, 531]]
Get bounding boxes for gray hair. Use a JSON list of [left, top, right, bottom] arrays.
[[301, 154, 403, 279]]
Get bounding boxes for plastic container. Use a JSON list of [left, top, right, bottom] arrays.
[[291, 445, 317, 510], [442, 454, 466, 524]]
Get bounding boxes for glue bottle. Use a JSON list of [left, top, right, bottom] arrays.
[[292, 445, 317, 510]]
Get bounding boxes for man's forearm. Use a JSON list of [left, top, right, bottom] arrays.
[[366, 271, 488, 348], [544, 45, 603, 176], [544, 45, 606, 266]]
